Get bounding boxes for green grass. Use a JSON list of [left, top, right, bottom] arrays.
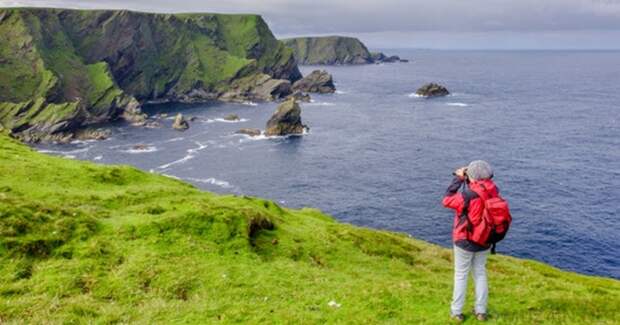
[[0, 134, 618, 324]]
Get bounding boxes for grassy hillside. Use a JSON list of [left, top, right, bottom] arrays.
[[0, 133, 618, 324], [0, 8, 301, 141], [282, 36, 373, 65]]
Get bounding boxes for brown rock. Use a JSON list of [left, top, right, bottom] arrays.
[[292, 70, 336, 94], [265, 99, 307, 136], [172, 113, 189, 131], [415, 83, 450, 97]]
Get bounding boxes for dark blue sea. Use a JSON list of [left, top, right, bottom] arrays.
[[35, 50, 620, 279]]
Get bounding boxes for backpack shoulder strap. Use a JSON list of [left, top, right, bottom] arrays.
[[460, 182, 479, 231]]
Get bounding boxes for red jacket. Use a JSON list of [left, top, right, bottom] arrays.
[[443, 177, 499, 251]]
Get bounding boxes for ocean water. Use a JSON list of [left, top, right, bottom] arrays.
[[34, 50, 620, 279]]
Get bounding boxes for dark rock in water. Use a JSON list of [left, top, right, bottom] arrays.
[[415, 83, 450, 97], [172, 113, 190, 131], [265, 99, 307, 136], [399, 59, 409, 63], [285, 91, 312, 103], [292, 70, 336, 94], [382, 55, 401, 63], [224, 114, 240, 121], [189, 116, 199, 122], [236, 128, 262, 137], [370, 52, 387, 62], [133, 144, 148, 150], [371, 52, 407, 64]]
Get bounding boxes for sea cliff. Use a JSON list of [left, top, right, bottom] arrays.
[[0, 8, 301, 142], [282, 35, 405, 65]]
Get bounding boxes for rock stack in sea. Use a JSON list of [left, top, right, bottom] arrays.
[[415, 83, 450, 97], [172, 113, 190, 131], [265, 99, 308, 136]]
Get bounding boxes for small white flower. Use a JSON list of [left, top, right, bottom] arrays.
[[327, 300, 341, 308]]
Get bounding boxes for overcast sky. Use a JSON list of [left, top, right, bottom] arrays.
[[2, 0, 620, 49]]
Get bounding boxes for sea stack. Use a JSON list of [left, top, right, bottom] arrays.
[[172, 113, 190, 131], [292, 70, 336, 94], [265, 99, 307, 136], [415, 83, 450, 97]]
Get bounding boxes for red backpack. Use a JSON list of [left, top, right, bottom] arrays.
[[467, 183, 512, 254]]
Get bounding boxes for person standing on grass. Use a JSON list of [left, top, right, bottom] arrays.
[[442, 160, 498, 322]]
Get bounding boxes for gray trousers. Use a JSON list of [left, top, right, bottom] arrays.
[[451, 245, 489, 315]]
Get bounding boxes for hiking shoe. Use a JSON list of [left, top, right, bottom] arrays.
[[475, 313, 488, 321], [450, 314, 465, 323]]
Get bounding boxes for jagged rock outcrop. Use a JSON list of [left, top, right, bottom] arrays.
[[0, 8, 301, 142], [220, 74, 292, 102], [265, 99, 307, 136], [172, 113, 189, 131], [282, 36, 406, 65], [415, 83, 450, 97], [292, 70, 336, 94]]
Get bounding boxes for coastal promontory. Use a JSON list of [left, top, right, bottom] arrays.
[[0, 8, 302, 142], [282, 36, 405, 65]]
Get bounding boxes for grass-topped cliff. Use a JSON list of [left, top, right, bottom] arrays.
[[282, 36, 374, 65], [0, 8, 301, 142], [0, 133, 619, 323]]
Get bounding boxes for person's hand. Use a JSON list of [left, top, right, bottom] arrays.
[[454, 167, 467, 180]]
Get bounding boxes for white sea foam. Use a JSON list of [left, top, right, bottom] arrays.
[[165, 137, 185, 143], [157, 155, 195, 170], [123, 145, 158, 154], [63, 155, 76, 159], [93, 155, 103, 161], [156, 141, 208, 170], [206, 118, 249, 124], [187, 141, 208, 154], [446, 102, 469, 107], [335, 90, 347, 94], [408, 93, 424, 98], [187, 177, 233, 189], [242, 101, 258, 106], [307, 101, 336, 106], [236, 128, 309, 142]]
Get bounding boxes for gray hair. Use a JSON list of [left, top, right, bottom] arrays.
[[467, 160, 493, 181]]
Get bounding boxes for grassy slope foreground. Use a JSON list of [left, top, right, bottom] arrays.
[[0, 134, 618, 324]]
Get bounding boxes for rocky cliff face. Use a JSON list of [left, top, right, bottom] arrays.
[[0, 8, 302, 142], [282, 36, 405, 65], [282, 36, 373, 65]]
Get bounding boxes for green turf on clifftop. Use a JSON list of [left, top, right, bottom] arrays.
[[0, 133, 618, 324]]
